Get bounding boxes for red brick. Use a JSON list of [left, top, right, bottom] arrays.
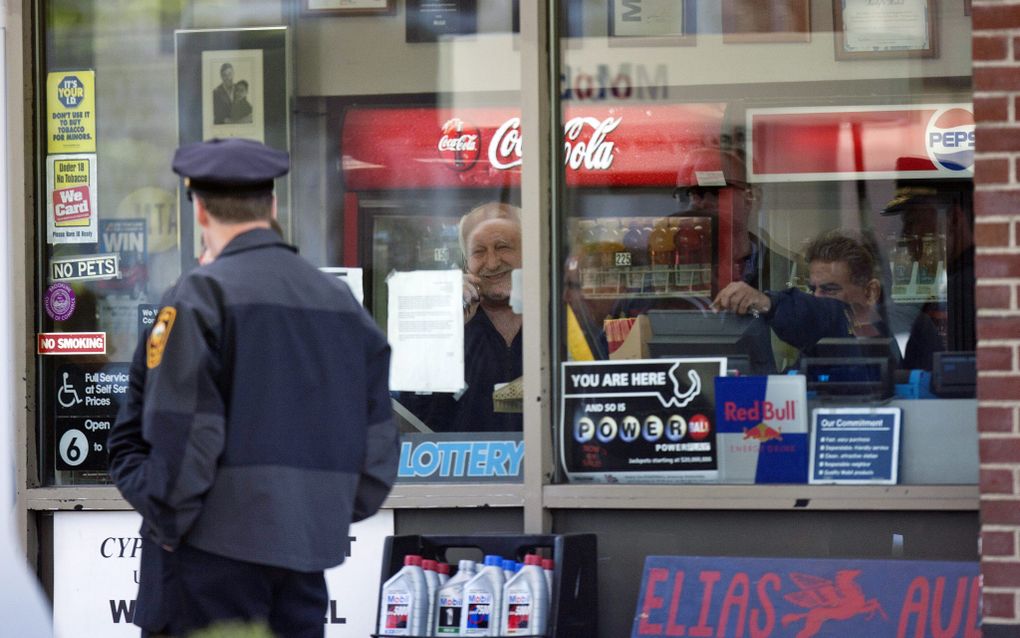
[[976, 190, 1020, 217], [980, 345, 1016, 371], [977, 284, 1012, 309], [980, 317, 1020, 341], [977, 96, 1010, 123], [980, 437, 1020, 463], [977, 35, 1009, 60], [976, 157, 1011, 185], [983, 469, 1018, 495], [984, 591, 1016, 620], [976, 221, 1013, 248], [985, 529, 1018, 556], [980, 377, 1020, 401], [981, 406, 1017, 433], [975, 5, 1020, 31], [976, 127, 1020, 153], [976, 254, 1020, 278], [982, 559, 1020, 587], [975, 67, 1020, 92]]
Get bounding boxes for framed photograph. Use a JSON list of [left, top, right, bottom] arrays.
[[175, 27, 289, 264], [302, 0, 395, 16], [833, 0, 937, 60], [608, 0, 695, 47], [722, 0, 810, 44], [406, 0, 478, 43]]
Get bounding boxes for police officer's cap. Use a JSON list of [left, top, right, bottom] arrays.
[[172, 138, 289, 196]]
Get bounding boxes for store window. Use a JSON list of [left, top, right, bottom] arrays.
[[38, 1, 526, 486], [555, 1, 977, 486]]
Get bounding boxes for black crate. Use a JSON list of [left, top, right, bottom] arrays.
[[372, 533, 597, 638]]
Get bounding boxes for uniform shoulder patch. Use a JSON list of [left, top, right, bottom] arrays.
[[147, 306, 177, 369]]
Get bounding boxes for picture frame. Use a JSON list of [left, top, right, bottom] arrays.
[[833, 0, 938, 60], [174, 27, 290, 264], [301, 0, 395, 16], [406, 0, 478, 43], [722, 0, 810, 44], [608, 0, 696, 47]]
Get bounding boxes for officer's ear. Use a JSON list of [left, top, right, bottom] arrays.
[[194, 195, 211, 229]]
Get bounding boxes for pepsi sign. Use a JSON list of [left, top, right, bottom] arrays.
[[925, 107, 974, 172]]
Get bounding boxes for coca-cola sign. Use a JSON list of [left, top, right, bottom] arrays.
[[437, 118, 481, 171], [487, 116, 622, 171]]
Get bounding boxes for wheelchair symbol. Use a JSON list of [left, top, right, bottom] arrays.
[[57, 372, 82, 408]]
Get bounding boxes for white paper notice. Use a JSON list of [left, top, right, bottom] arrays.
[[320, 267, 364, 305], [387, 269, 465, 393]]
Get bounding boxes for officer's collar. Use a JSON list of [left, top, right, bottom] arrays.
[[218, 227, 296, 258]]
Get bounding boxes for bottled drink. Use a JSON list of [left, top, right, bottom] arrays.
[[623, 222, 648, 267], [891, 237, 914, 287], [460, 554, 505, 636], [500, 554, 550, 636], [648, 220, 673, 293], [580, 221, 601, 271], [378, 554, 429, 636], [434, 559, 477, 636], [674, 218, 695, 265], [918, 233, 938, 285]]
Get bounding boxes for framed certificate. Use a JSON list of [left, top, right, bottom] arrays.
[[302, 0, 395, 16], [833, 0, 937, 60], [722, 0, 810, 44], [608, 0, 696, 47]]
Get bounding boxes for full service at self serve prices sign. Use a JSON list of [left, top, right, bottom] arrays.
[[47, 70, 96, 153], [632, 555, 980, 638], [561, 358, 726, 483], [47, 154, 98, 244], [53, 510, 393, 638], [51, 363, 129, 472]]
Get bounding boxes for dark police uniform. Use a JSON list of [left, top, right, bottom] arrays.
[[108, 138, 399, 637]]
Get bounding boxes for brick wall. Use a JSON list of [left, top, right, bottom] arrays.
[[974, 1, 1020, 631]]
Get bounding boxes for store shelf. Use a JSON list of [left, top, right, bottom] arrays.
[[543, 483, 978, 511], [383, 483, 527, 508], [579, 265, 711, 299]]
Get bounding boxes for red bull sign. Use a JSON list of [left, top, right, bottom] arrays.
[[747, 104, 974, 183], [716, 376, 808, 483], [633, 555, 980, 638]]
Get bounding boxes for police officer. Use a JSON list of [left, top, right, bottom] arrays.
[[108, 138, 399, 637]]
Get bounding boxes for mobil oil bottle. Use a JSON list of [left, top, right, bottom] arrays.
[[378, 554, 429, 636], [460, 554, 505, 636], [500, 554, 549, 636], [434, 559, 477, 635]]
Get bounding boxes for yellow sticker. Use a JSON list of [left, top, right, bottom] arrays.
[[147, 307, 177, 369], [47, 70, 97, 154]]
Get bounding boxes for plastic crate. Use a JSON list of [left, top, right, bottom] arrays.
[[372, 533, 597, 638]]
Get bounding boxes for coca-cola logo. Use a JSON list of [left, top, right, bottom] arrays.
[[438, 118, 481, 171], [488, 116, 622, 171]]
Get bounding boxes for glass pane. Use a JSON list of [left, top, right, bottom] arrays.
[[556, 0, 975, 486], [38, 0, 525, 485]]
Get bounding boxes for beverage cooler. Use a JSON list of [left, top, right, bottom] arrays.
[[338, 103, 746, 356], [338, 101, 975, 376]]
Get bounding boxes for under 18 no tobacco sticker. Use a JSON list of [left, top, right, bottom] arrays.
[[47, 154, 98, 244], [560, 358, 726, 483]]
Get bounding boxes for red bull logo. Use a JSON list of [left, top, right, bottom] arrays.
[[742, 423, 783, 442], [925, 107, 974, 172]]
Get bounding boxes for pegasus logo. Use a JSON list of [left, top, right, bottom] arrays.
[[781, 570, 888, 638]]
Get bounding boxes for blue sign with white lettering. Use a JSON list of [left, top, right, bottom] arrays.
[[810, 408, 901, 485], [632, 555, 980, 638]]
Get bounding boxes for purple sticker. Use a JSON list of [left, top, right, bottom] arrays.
[[44, 282, 77, 321]]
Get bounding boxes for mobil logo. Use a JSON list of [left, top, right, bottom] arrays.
[[925, 107, 975, 172]]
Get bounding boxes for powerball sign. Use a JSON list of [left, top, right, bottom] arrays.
[[560, 358, 726, 483], [633, 555, 980, 638]]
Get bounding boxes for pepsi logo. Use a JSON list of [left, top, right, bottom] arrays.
[[925, 107, 974, 172]]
